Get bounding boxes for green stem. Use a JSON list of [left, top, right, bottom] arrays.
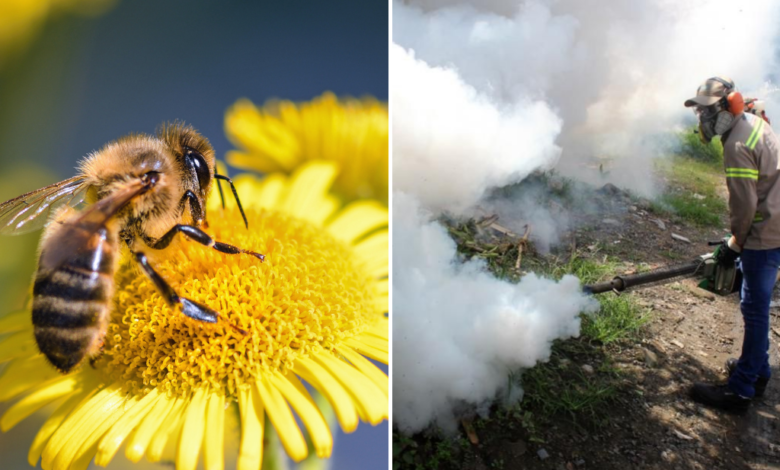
[[263, 417, 288, 470], [296, 390, 336, 470]]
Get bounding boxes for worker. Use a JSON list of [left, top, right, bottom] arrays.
[[684, 76, 778, 412], [745, 97, 771, 124]]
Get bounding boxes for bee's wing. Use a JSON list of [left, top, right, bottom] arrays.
[[40, 178, 149, 271], [0, 176, 90, 235]]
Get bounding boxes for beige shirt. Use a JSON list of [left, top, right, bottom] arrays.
[[722, 112, 780, 249]]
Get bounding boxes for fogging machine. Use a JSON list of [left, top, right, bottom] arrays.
[[583, 241, 740, 296]]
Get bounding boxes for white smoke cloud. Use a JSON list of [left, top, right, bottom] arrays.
[[392, 193, 597, 433], [395, 0, 780, 195], [392, 33, 595, 433], [392, 0, 780, 433], [392, 44, 562, 215]]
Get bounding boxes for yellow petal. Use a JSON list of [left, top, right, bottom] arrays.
[[95, 388, 162, 466], [225, 99, 301, 170], [227, 150, 285, 175], [43, 383, 124, 470], [280, 161, 339, 220], [40, 382, 117, 465], [0, 329, 36, 363], [253, 121, 302, 170], [344, 338, 388, 364], [254, 379, 308, 462], [366, 320, 388, 340], [269, 372, 332, 458], [1, 375, 79, 431], [305, 194, 340, 226], [337, 346, 388, 398], [69, 441, 99, 470], [203, 393, 225, 470], [352, 231, 389, 278], [149, 417, 185, 464], [374, 278, 389, 297], [28, 388, 95, 466], [146, 396, 187, 463], [56, 394, 127, 470], [237, 385, 264, 470], [125, 395, 179, 463], [352, 333, 387, 353], [327, 201, 388, 245], [294, 357, 358, 433], [238, 173, 287, 211], [374, 293, 389, 316], [176, 387, 208, 470], [0, 355, 59, 401], [314, 353, 387, 424], [0, 310, 28, 334]]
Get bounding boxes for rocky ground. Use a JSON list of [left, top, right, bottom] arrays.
[[394, 177, 780, 470]]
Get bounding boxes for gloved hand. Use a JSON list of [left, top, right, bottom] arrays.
[[716, 236, 741, 267]]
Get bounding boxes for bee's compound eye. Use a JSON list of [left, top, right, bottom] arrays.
[[185, 150, 211, 194]]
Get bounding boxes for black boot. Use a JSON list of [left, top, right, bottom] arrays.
[[725, 358, 769, 398], [689, 382, 751, 413]]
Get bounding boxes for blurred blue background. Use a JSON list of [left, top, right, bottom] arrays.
[[0, 1, 388, 469]]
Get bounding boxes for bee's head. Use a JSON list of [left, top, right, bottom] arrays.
[[157, 121, 249, 229], [157, 121, 215, 200]]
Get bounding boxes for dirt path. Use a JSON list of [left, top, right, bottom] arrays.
[[557, 190, 780, 470], [732, 301, 780, 469]]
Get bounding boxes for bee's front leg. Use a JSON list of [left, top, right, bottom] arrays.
[[144, 225, 265, 262], [178, 190, 205, 227]]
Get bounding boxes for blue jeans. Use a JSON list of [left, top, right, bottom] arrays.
[[728, 248, 779, 397]]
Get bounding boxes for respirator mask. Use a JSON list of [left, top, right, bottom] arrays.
[[696, 102, 734, 144]]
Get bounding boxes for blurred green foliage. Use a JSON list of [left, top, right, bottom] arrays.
[[0, 165, 61, 311], [653, 155, 727, 227], [677, 126, 723, 164]]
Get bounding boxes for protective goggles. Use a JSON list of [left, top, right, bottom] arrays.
[[693, 103, 721, 121]]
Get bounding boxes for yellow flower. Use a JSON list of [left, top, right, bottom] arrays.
[[225, 92, 389, 206], [0, 0, 116, 67], [0, 161, 388, 470]]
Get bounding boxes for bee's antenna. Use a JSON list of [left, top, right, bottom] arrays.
[[214, 167, 226, 209], [214, 174, 248, 229]]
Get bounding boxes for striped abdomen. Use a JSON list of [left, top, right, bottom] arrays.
[[33, 226, 116, 373]]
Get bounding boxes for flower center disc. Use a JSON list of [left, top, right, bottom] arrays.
[[103, 207, 377, 398]]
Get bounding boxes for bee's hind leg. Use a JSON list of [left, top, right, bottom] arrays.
[[88, 340, 105, 369], [132, 252, 247, 335]]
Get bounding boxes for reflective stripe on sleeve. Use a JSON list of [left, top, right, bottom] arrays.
[[725, 167, 759, 180], [746, 118, 765, 150]]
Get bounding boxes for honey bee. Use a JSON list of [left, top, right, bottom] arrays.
[[0, 123, 263, 373]]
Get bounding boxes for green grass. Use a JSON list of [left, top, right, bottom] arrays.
[[653, 155, 727, 227], [521, 353, 618, 425], [654, 194, 725, 226], [582, 294, 650, 344], [547, 253, 617, 284], [393, 431, 469, 470], [678, 126, 723, 163]]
